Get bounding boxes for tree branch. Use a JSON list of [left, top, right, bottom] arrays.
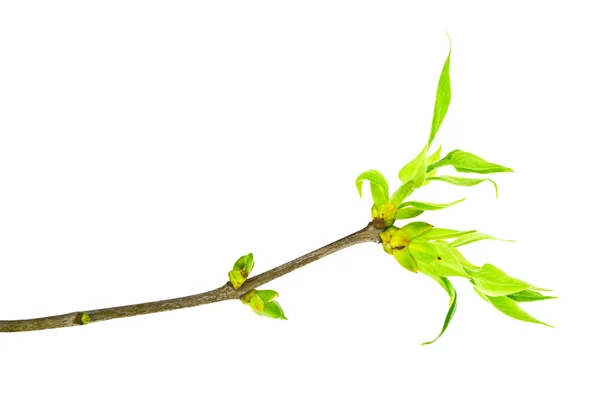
[[0, 221, 383, 333]]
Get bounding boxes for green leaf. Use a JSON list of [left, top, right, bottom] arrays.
[[244, 253, 255, 275], [427, 145, 443, 165], [399, 221, 433, 239], [393, 249, 418, 273], [420, 228, 476, 240], [260, 301, 287, 320], [428, 150, 513, 174], [448, 245, 478, 269], [507, 289, 557, 302], [531, 286, 553, 292], [416, 241, 469, 277], [399, 145, 428, 188], [466, 263, 531, 296], [398, 198, 465, 211], [424, 146, 443, 185], [422, 276, 457, 345], [232, 254, 248, 271], [451, 232, 513, 248], [390, 181, 414, 206], [395, 207, 424, 220], [232, 253, 254, 275], [356, 170, 389, 206], [408, 239, 438, 264], [427, 175, 499, 199], [478, 290, 553, 327], [248, 293, 265, 312], [256, 290, 279, 303], [427, 35, 452, 148]]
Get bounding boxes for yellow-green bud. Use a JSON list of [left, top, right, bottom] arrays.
[[77, 312, 91, 325], [229, 270, 247, 290], [248, 293, 265, 312], [390, 229, 410, 249], [229, 253, 255, 290], [380, 226, 399, 255], [240, 289, 257, 304], [372, 202, 397, 228]]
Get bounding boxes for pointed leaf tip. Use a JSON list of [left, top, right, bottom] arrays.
[[427, 39, 452, 148], [427, 175, 499, 199], [428, 150, 513, 175], [422, 276, 457, 345]]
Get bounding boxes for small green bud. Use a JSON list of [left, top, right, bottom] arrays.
[[240, 289, 257, 304], [232, 253, 254, 275], [76, 312, 91, 325], [229, 253, 255, 290], [379, 226, 398, 243], [241, 288, 288, 320], [229, 270, 247, 290]]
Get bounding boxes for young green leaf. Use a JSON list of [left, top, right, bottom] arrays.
[[507, 289, 558, 302], [356, 170, 389, 206], [395, 207, 424, 220], [399, 145, 428, 188], [422, 275, 457, 345], [427, 35, 452, 148], [257, 301, 288, 320], [393, 249, 418, 273], [256, 290, 279, 303], [397, 198, 465, 211], [244, 253, 255, 275], [390, 181, 414, 206], [399, 221, 433, 239], [451, 232, 513, 248], [416, 241, 469, 277], [427, 150, 513, 174], [466, 263, 531, 296], [478, 291, 553, 327], [420, 228, 476, 240], [427, 175, 499, 198], [408, 239, 438, 264], [232, 253, 254, 276], [449, 245, 478, 269], [427, 145, 443, 166], [424, 145, 443, 184], [248, 293, 265, 312]]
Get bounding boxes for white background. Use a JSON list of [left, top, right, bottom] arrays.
[[1, 1, 598, 399]]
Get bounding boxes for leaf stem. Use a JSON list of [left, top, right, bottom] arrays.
[[0, 221, 383, 333]]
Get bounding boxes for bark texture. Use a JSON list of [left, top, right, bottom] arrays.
[[0, 221, 383, 333]]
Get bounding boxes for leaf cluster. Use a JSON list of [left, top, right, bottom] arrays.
[[355, 37, 554, 344]]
